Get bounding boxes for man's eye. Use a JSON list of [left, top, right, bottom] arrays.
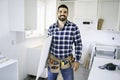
[[64, 11, 67, 13], [59, 11, 62, 13]]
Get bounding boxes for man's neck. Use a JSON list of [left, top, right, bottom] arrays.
[[58, 20, 66, 29]]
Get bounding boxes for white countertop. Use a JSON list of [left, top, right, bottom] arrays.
[[0, 58, 17, 68], [88, 57, 120, 80]]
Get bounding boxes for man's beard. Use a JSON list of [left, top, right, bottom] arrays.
[[58, 15, 67, 22]]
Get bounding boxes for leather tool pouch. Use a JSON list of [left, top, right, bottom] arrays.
[[48, 58, 60, 73]]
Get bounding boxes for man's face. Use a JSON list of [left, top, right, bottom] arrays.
[[57, 8, 68, 22]]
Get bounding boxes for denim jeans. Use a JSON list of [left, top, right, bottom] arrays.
[[48, 67, 74, 80]]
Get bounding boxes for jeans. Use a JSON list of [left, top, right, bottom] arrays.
[[48, 67, 74, 80]]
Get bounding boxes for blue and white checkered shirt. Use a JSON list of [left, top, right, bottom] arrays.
[[48, 20, 82, 62]]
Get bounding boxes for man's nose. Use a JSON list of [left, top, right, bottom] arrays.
[[61, 12, 65, 15]]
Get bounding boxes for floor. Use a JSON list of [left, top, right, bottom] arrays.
[[57, 64, 90, 80]]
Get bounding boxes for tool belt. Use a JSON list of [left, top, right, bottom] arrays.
[[48, 54, 75, 73]]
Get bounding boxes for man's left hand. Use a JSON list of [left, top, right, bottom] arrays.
[[72, 61, 80, 71]]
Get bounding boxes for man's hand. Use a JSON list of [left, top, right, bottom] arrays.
[[72, 61, 80, 71]]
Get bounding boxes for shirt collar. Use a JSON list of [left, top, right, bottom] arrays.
[[55, 20, 70, 27]]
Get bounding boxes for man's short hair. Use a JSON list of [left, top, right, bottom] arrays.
[[58, 4, 68, 11]]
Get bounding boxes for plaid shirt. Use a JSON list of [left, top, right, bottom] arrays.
[[48, 20, 82, 62]]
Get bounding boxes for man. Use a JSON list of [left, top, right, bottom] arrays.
[[47, 4, 82, 80]]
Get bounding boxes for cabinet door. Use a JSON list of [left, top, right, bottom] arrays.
[[25, 0, 37, 30], [8, 0, 37, 31], [74, 0, 98, 18], [8, 0, 24, 31], [98, 0, 119, 31]]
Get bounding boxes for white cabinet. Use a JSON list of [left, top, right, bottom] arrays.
[[26, 47, 41, 76], [26, 45, 48, 78], [98, 0, 120, 31], [0, 58, 18, 80], [8, 0, 37, 31]]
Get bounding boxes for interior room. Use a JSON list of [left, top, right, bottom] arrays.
[[0, 0, 120, 80]]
